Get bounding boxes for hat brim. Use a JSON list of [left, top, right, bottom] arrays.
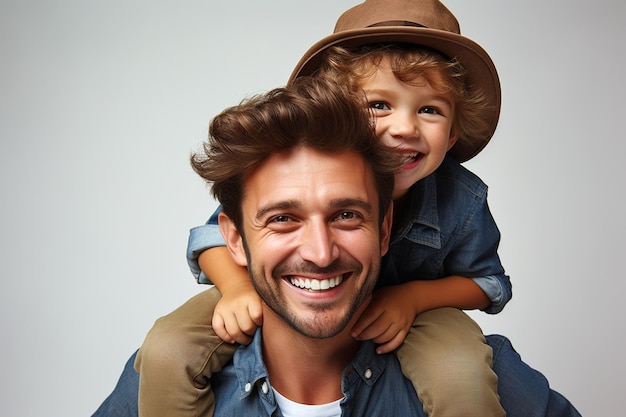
[[288, 26, 501, 162]]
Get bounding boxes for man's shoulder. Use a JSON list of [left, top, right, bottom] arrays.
[[345, 342, 426, 415], [213, 331, 272, 415]]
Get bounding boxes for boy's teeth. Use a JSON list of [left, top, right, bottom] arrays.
[[405, 152, 419, 162], [289, 276, 344, 291]]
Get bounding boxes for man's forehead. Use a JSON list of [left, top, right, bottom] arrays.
[[242, 146, 378, 213]]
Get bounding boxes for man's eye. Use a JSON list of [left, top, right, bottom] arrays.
[[335, 211, 359, 221], [369, 101, 390, 111], [270, 215, 292, 223]]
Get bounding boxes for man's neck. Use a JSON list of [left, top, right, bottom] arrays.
[[260, 309, 361, 405]]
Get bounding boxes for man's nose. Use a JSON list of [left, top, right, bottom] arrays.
[[298, 220, 339, 267]]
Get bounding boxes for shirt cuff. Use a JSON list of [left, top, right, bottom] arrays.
[[471, 275, 510, 314], [186, 223, 227, 284]]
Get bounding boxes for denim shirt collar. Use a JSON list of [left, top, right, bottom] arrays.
[[342, 339, 386, 390], [234, 329, 270, 400], [234, 328, 388, 399]]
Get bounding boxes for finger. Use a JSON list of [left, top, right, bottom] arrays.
[[248, 301, 264, 326], [236, 313, 259, 336], [351, 308, 384, 338], [375, 331, 406, 354], [224, 318, 253, 345], [212, 314, 235, 344], [355, 318, 393, 341], [224, 315, 246, 341], [231, 331, 253, 345]]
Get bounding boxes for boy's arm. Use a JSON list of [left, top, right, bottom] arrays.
[[198, 246, 262, 345], [187, 206, 262, 345], [352, 167, 511, 352], [401, 275, 490, 312], [186, 208, 225, 284], [352, 275, 489, 353]]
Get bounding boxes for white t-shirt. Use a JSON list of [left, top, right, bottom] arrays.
[[272, 387, 342, 417]]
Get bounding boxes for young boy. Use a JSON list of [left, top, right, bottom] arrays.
[[136, 1, 511, 416]]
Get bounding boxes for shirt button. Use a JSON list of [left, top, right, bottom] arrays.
[[364, 369, 372, 379], [244, 382, 252, 392], [261, 381, 269, 394]]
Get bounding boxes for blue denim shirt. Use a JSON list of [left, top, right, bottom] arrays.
[[91, 336, 582, 417], [187, 156, 511, 314], [212, 329, 426, 416]]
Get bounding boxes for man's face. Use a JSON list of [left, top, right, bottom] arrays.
[[221, 146, 392, 339]]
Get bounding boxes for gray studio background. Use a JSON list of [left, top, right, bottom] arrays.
[[1, 1, 624, 416]]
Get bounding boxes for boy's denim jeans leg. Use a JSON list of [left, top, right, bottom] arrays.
[[487, 335, 581, 417], [91, 350, 139, 417]]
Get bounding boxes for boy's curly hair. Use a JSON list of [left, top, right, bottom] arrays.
[[314, 44, 494, 154]]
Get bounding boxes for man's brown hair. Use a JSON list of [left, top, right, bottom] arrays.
[[191, 76, 399, 229]]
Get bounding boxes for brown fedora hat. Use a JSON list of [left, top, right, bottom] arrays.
[[288, 0, 501, 162]]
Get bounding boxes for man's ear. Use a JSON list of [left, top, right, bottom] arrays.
[[218, 212, 248, 267], [379, 201, 393, 257]]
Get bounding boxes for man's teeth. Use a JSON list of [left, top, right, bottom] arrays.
[[289, 276, 344, 291]]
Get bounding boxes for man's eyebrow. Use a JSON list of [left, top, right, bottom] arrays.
[[255, 200, 301, 221]]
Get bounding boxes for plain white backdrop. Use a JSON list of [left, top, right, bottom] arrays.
[[1, 1, 623, 416]]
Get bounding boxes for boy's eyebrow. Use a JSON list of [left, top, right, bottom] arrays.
[[363, 87, 453, 105], [362, 87, 388, 96], [426, 95, 453, 108], [426, 91, 453, 103]]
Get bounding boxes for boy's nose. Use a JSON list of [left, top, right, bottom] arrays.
[[388, 112, 419, 139], [389, 110, 419, 137], [298, 220, 339, 267]]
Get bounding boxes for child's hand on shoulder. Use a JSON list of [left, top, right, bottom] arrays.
[[212, 282, 263, 345], [351, 285, 418, 354]]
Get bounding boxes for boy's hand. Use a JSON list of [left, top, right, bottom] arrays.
[[212, 282, 263, 345], [351, 285, 417, 354]]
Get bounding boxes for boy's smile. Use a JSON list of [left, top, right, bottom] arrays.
[[361, 58, 458, 200]]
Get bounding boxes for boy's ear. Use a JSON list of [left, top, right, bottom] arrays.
[[447, 130, 460, 151], [218, 212, 248, 267]]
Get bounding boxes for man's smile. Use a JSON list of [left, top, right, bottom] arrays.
[[288, 275, 346, 291]]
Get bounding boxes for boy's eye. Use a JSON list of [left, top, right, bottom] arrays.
[[369, 101, 390, 111], [420, 106, 442, 115]]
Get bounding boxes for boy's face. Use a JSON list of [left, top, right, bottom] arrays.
[[360, 58, 458, 200]]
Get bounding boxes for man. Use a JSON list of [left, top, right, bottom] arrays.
[[93, 77, 580, 416]]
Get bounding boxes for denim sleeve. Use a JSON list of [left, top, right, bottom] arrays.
[[446, 191, 512, 314], [186, 205, 225, 284], [471, 274, 512, 314]]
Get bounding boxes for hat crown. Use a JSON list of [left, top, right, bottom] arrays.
[[335, 0, 460, 34]]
